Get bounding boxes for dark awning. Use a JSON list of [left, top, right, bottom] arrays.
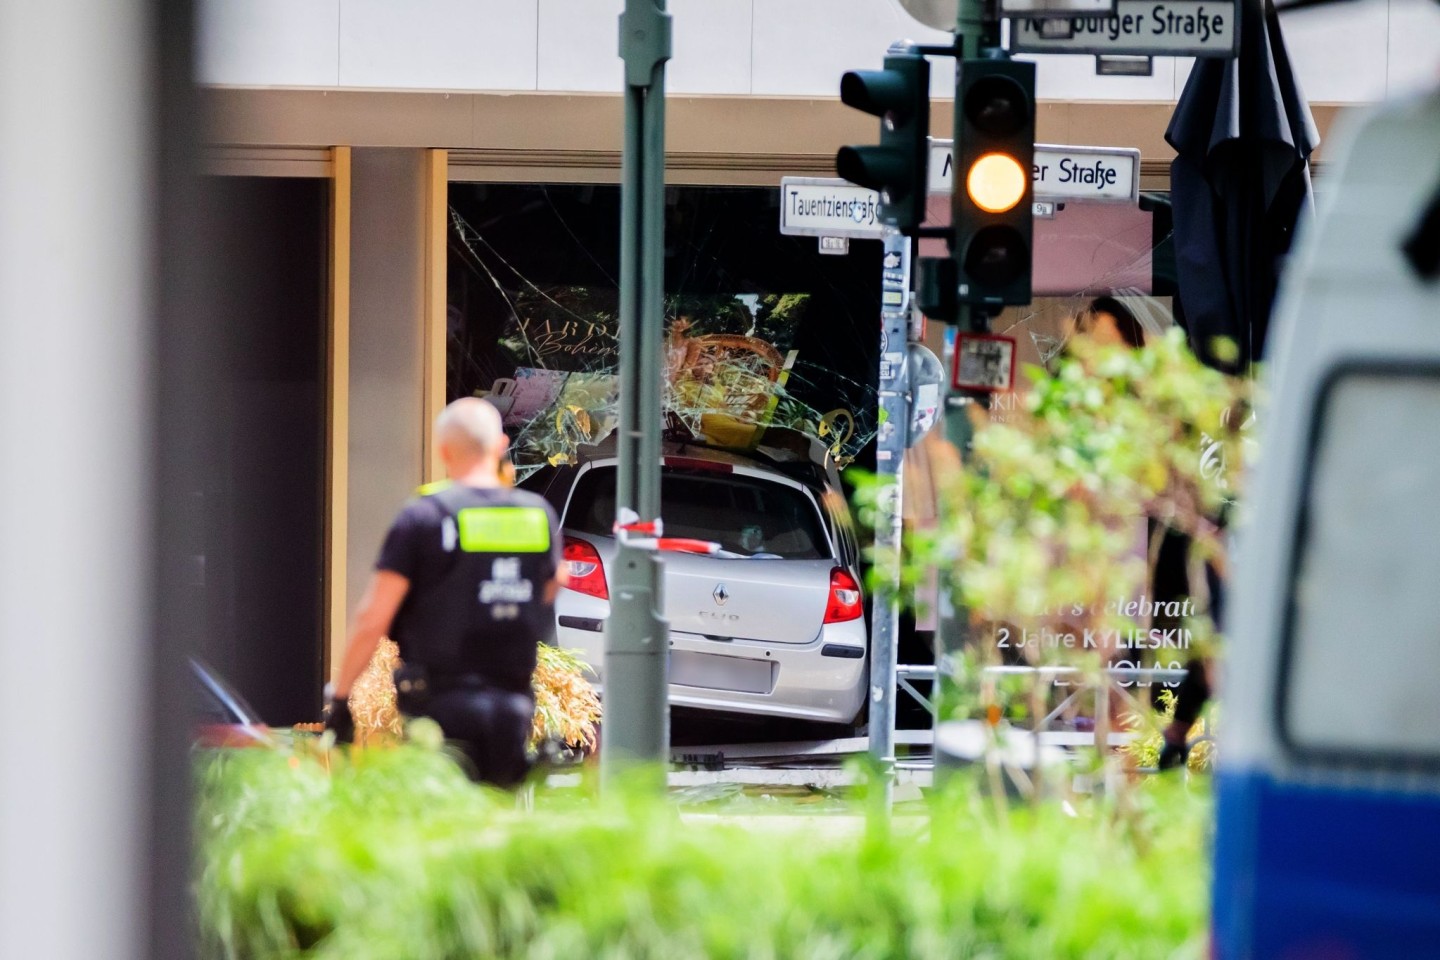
[[1165, 0, 1319, 371]]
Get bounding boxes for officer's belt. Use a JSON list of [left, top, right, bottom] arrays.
[[424, 671, 532, 697]]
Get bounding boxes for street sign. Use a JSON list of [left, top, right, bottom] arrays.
[[952, 333, 1017, 392], [1009, 0, 1238, 57], [1030, 144, 1141, 202], [779, 177, 884, 238], [783, 144, 1138, 239], [928, 140, 1140, 203], [818, 236, 850, 255]]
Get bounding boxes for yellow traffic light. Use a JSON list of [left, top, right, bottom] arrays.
[[966, 152, 1027, 214]]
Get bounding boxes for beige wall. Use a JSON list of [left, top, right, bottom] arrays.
[[203, 88, 1350, 191], [345, 147, 428, 637], [195, 0, 1440, 104]]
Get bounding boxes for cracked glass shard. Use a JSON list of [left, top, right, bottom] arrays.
[[449, 205, 877, 481]]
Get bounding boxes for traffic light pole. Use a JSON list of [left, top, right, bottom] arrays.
[[604, 0, 672, 790], [834, 10, 1021, 796], [934, 306, 986, 733], [869, 229, 913, 806], [954, 0, 989, 57], [933, 0, 1005, 735]]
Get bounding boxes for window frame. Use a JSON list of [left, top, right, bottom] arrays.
[[1275, 360, 1440, 772]]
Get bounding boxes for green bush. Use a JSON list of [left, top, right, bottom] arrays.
[[860, 330, 1250, 637], [197, 746, 1208, 960]]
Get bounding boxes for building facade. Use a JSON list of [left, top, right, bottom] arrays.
[[194, 0, 1440, 719]]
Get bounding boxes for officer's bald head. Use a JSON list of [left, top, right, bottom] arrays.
[[435, 397, 507, 470]]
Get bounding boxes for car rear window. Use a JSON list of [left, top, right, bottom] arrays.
[[565, 466, 829, 560]]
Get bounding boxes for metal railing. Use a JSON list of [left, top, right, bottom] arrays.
[[889, 663, 1194, 770]]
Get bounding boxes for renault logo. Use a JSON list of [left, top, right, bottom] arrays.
[[713, 584, 730, 605]]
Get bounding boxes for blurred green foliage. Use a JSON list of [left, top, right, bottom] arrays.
[[856, 329, 1251, 634], [196, 745, 1208, 960]]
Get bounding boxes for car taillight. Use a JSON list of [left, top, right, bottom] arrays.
[[824, 567, 863, 623], [563, 537, 608, 600]]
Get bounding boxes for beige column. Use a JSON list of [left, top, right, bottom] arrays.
[[325, 147, 353, 677], [423, 149, 449, 483], [343, 148, 430, 650]]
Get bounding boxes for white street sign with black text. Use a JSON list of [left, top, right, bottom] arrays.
[[928, 141, 1140, 203], [1009, 0, 1237, 57], [779, 178, 885, 238], [781, 142, 1141, 239]]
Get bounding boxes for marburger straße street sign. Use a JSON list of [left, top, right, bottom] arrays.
[[1009, 0, 1238, 57], [927, 141, 1141, 203], [779, 177, 884, 238]]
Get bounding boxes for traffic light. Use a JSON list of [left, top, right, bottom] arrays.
[[952, 58, 1036, 307], [836, 53, 930, 233]]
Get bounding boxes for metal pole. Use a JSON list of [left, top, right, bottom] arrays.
[[151, 0, 210, 953], [604, 0, 673, 788], [933, 0, 1003, 767], [933, 306, 989, 769], [868, 230, 913, 806]]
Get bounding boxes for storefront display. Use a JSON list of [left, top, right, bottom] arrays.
[[447, 184, 885, 477]]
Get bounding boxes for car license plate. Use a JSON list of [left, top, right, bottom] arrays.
[[669, 650, 775, 694]]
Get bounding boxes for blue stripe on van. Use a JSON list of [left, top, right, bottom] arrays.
[[1213, 770, 1440, 960]]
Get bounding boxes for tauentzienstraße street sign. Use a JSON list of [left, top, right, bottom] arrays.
[[779, 177, 884, 238], [1009, 0, 1238, 57], [927, 141, 1140, 203]]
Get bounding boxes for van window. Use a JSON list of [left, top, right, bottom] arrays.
[[1282, 370, 1440, 763], [565, 466, 828, 560]]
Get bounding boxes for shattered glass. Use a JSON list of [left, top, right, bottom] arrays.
[[920, 197, 1181, 421], [1028, 330, 1066, 366], [447, 189, 881, 481], [445, 184, 1181, 484]]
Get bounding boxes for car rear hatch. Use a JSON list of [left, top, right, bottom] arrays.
[[562, 460, 837, 644], [661, 552, 833, 643]]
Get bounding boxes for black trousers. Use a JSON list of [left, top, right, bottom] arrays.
[[403, 685, 535, 789]]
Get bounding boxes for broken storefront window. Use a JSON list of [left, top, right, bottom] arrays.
[[447, 186, 882, 480]]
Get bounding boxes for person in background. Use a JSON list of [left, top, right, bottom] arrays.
[[1068, 295, 1214, 766], [325, 398, 568, 788], [1068, 295, 1148, 349]]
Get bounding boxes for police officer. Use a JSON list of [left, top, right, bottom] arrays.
[[326, 397, 568, 788]]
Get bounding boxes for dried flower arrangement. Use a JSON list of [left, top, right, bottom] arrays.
[[346, 638, 601, 750]]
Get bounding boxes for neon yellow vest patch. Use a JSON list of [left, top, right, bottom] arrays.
[[456, 506, 551, 553]]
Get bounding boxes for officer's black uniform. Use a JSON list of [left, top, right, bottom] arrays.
[[376, 481, 562, 788]]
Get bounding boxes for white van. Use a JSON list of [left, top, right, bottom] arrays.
[[1213, 90, 1440, 957]]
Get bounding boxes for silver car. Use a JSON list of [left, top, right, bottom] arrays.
[[525, 438, 868, 725]]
